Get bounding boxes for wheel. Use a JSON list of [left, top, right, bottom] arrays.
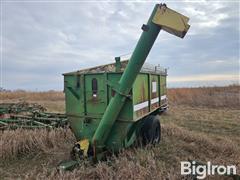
[[140, 115, 161, 145]]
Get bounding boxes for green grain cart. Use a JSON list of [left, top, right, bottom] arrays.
[[60, 3, 190, 170]]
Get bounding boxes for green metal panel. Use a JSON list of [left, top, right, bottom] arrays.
[[160, 75, 167, 104], [150, 74, 160, 111], [107, 73, 133, 121], [132, 74, 149, 120], [85, 74, 107, 115], [64, 75, 84, 140], [64, 75, 83, 116], [64, 72, 167, 150], [64, 71, 167, 147], [105, 121, 134, 151]]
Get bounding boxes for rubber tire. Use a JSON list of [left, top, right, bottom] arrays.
[[140, 115, 161, 146]]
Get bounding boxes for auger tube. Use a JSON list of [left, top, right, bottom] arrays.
[[92, 4, 161, 150]]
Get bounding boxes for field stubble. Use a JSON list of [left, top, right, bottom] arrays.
[[0, 85, 239, 179]]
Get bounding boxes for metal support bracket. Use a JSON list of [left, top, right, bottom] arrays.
[[106, 80, 132, 99], [67, 87, 80, 100]]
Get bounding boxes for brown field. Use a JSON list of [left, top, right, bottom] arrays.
[[0, 90, 65, 112], [0, 85, 240, 179]]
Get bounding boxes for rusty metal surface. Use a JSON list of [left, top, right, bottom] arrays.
[[63, 60, 167, 76]]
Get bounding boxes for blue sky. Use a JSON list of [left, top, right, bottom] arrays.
[[1, 0, 239, 90]]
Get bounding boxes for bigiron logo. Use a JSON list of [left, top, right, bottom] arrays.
[[181, 161, 237, 179]]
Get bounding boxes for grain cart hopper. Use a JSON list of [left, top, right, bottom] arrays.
[[60, 3, 190, 170]]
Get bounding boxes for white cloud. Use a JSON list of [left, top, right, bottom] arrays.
[[179, 1, 234, 35], [1, 1, 239, 90]]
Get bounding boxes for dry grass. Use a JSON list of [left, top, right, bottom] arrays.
[[1, 113, 238, 179], [1, 85, 239, 110], [1, 106, 239, 179], [0, 91, 64, 101], [0, 85, 240, 179], [0, 91, 65, 113], [168, 85, 240, 108], [0, 128, 74, 160]]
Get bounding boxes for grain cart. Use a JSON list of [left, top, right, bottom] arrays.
[[60, 3, 190, 170]]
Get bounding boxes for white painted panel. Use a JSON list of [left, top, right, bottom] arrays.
[[151, 97, 159, 104], [152, 82, 157, 93], [161, 95, 167, 100], [134, 101, 149, 112]]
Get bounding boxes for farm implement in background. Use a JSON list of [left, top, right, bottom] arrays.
[[0, 102, 68, 130]]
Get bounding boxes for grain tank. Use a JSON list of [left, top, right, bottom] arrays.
[[60, 3, 190, 170]]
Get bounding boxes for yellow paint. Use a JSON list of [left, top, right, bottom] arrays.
[[152, 5, 190, 38], [77, 139, 89, 157]]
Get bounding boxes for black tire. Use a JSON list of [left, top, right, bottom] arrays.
[[140, 115, 161, 145]]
